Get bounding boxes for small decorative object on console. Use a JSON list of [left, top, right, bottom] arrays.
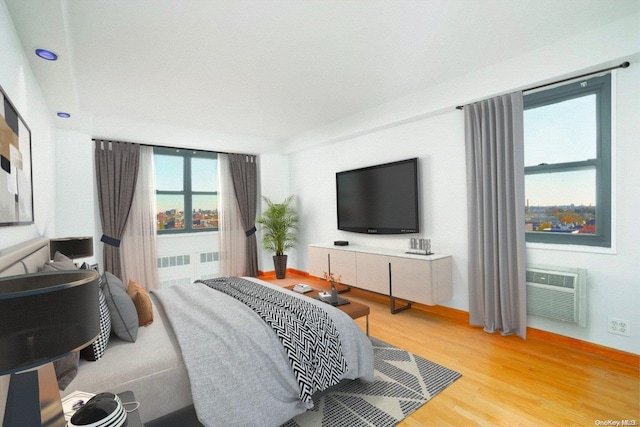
[[323, 272, 342, 304], [293, 284, 312, 293], [407, 237, 432, 255]]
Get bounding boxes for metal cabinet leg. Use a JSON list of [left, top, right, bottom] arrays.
[[366, 315, 369, 336], [388, 262, 411, 314], [390, 296, 412, 314]]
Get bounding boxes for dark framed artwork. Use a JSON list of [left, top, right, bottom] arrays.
[[0, 84, 33, 226]]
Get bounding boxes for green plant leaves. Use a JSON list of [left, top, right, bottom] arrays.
[[256, 195, 299, 256]]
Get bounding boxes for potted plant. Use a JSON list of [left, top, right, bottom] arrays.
[[256, 195, 299, 279]]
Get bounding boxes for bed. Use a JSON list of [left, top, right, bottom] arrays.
[[0, 238, 374, 426]]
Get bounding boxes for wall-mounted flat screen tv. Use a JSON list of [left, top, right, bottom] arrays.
[[336, 158, 419, 234]]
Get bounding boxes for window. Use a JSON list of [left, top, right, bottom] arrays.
[[523, 74, 611, 247], [154, 147, 218, 234]]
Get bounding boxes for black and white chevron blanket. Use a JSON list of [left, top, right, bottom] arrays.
[[197, 277, 348, 404]]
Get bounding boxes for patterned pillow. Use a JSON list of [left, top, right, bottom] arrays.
[[81, 287, 111, 361]]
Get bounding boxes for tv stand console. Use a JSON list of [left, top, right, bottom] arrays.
[[308, 244, 452, 313]]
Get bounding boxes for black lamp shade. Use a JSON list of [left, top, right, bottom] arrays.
[[49, 236, 94, 260], [0, 270, 100, 375]]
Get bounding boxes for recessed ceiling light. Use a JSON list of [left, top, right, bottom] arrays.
[[35, 48, 58, 61], [57, 112, 71, 118]]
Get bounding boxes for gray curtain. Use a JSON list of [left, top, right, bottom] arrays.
[[464, 92, 527, 338], [94, 139, 140, 279], [228, 153, 259, 277]]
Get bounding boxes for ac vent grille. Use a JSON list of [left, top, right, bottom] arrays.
[[527, 286, 576, 322], [526, 270, 575, 289], [526, 265, 587, 327]]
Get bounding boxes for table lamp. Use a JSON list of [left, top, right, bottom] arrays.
[[0, 270, 100, 427], [49, 237, 94, 264]]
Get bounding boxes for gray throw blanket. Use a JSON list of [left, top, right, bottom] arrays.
[[153, 278, 374, 426], [198, 277, 348, 404]]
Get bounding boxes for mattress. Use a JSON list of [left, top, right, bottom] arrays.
[[60, 294, 193, 423]]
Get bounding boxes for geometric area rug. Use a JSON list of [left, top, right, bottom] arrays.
[[282, 337, 462, 427]]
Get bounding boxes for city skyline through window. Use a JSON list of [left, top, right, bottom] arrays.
[[154, 149, 218, 232]]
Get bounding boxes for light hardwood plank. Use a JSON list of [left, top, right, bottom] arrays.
[[261, 272, 640, 426]]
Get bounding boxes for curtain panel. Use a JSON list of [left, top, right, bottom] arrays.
[[94, 139, 140, 278], [120, 146, 159, 290], [228, 154, 259, 277], [464, 92, 527, 338], [218, 154, 248, 276]]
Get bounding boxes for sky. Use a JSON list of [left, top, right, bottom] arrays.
[[524, 94, 597, 206], [155, 154, 218, 212]]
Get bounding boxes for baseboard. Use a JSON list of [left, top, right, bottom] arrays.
[[525, 327, 639, 367], [257, 270, 275, 279], [410, 301, 639, 368], [257, 268, 308, 279]]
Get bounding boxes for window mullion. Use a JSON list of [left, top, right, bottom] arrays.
[[525, 159, 598, 175], [184, 154, 193, 232]]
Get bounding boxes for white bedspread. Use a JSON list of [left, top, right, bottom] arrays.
[[153, 278, 374, 427]]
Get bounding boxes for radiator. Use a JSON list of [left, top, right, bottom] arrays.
[[526, 265, 587, 327]]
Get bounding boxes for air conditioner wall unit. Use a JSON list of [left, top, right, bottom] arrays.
[[526, 265, 587, 328]]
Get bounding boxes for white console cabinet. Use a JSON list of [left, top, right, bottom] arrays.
[[308, 246, 357, 284], [308, 244, 452, 313]]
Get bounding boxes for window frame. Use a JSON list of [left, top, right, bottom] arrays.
[[523, 73, 611, 248], [154, 146, 218, 234]]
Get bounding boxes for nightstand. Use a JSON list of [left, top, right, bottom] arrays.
[[117, 391, 144, 427]]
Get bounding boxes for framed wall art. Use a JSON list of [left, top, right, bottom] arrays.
[[0, 84, 33, 226]]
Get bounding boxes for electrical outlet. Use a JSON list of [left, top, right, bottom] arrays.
[[608, 317, 631, 336]]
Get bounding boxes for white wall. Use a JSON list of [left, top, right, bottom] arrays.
[[290, 112, 470, 300], [54, 129, 101, 265], [290, 111, 469, 307], [0, 2, 56, 250], [257, 153, 292, 272], [288, 16, 640, 354]]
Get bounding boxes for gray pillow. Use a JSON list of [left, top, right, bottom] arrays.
[[102, 271, 138, 342], [42, 251, 78, 271]]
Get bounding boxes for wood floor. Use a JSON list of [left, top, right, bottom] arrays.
[[261, 272, 640, 427]]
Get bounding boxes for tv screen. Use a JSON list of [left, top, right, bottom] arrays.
[[336, 158, 419, 234]]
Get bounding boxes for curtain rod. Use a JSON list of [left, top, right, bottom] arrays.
[[455, 61, 630, 110], [92, 138, 257, 158]]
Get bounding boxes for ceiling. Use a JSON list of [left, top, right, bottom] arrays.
[[4, 0, 639, 151]]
